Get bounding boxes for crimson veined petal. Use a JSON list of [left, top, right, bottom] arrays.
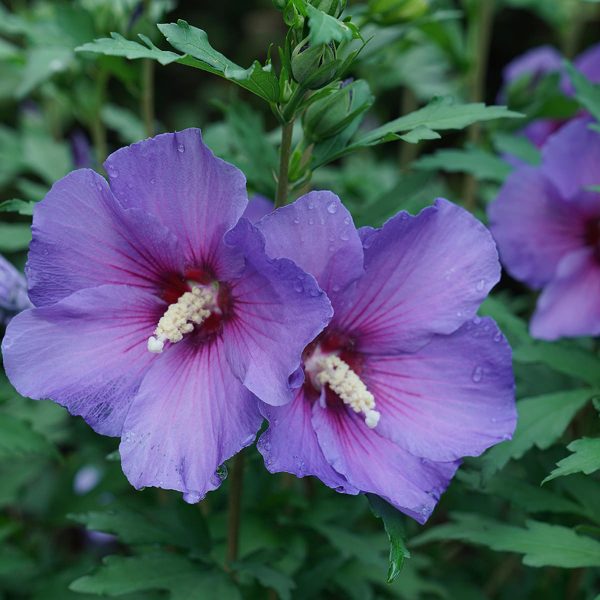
[[120, 336, 262, 500], [27, 168, 185, 307], [104, 128, 248, 272], [1, 285, 164, 436], [335, 198, 501, 354]]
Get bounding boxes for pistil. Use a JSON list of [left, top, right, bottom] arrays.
[[316, 354, 380, 429], [147, 286, 214, 353]]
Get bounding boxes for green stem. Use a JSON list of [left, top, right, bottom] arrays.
[[462, 0, 495, 212], [141, 59, 155, 138], [275, 120, 295, 208], [91, 69, 109, 166], [226, 452, 245, 565]]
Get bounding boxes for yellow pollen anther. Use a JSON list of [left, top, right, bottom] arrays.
[[147, 286, 213, 354], [317, 355, 380, 429]]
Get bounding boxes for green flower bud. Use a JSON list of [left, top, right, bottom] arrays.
[[309, 0, 347, 17], [291, 40, 337, 90], [368, 0, 429, 24], [303, 79, 374, 142]]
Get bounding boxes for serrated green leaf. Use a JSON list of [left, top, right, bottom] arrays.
[[0, 199, 35, 215], [0, 414, 58, 461], [481, 389, 593, 479], [368, 494, 411, 582], [306, 5, 354, 46], [0, 223, 31, 251], [76, 32, 181, 65], [413, 513, 600, 568], [158, 21, 279, 102], [415, 147, 511, 182], [70, 554, 240, 600], [543, 438, 600, 483], [16, 46, 73, 98], [399, 125, 441, 144]]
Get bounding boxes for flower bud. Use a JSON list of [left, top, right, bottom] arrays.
[[368, 0, 429, 24], [291, 40, 337, 90], [303, 79, 374, 141]]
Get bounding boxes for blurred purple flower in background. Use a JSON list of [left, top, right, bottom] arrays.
[[499, 43, 600, 153], [0, 254, 31, 325], [256, 192, 516, 523], [1, 129, 332, 502], [489, 117, 600, 340]]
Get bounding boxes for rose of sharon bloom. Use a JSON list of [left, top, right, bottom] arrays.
[[1, 129, 333, 501], [0, 254, 31, 325], [499, 43, 600, 152], [255, 192, 516, 523], [489, 117, 600, 340]]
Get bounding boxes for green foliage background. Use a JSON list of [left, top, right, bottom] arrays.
[[0, 0, 599, 598]]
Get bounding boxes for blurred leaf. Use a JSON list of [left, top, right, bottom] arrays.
[[306, 5, 355, 46], [158, 21, 279, 103], [565, 62, 600, 122], [70, 554, 240, 600], [413, 513, 600, 568], [0, 414, 57, 460], [71, 503, 211, 554], [77, 32, 181, 65], [233, 557, 295, 600], [481, 389, 593, 479], [16, 46, 73, 98], [492, 132, 540, 166], [0, 223, 31, 251], [0, 126, 23, 187], [368, 494, 410, 582], [0, 199, 35, 215], [101, 104, 146, 144], [415, 146, 511, 182], [543, 438, 600, 483]]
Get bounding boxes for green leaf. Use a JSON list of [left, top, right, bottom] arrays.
[[481, 389, 593, 479], [306, 5, 354, 46], [493, 132, 541, 166], [101, 104, 146, 144], [415, 147, 511, 182], [71, 503, 210, 553], [0, 199, 35, 215], [233, 559, 295, 600], [157, 21, 279, 103], [16, 46, 73, 98], [0, 223, 31, 251], [413, 513, 600, 568], [76, 32, 181, 65], [368, 494, 411, 582], [543, 438, 600, 483], [565, 61, 600, 122], [354, 97, 521, 148], [513, 342, 600, 387], [70, 554, 240, 600], [0, 414, 58, 461]]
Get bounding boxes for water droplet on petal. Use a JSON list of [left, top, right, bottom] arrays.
[[293, 277, 304, 292], [327, 201, 338, 214], [340, 231, 349, 241], [308, 217, 314, 225], [472, 366, 483, 383], [493, 331, 503, 342], [177, 144, 185, 153], [293, 217, 300, 224], [477, 279, 485, 291], [473, 316, 481, 325], [308, 201, 315, 210]]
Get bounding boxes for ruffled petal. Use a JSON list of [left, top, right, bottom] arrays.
[[119, 336, 262, 500], [104, 129, 248, 270], [362, 317, 516, 462], [222, 219, 333, 406], [312, 406, 459, 524], [335, 199, 500, 353], [531, 248, 600, 340], [257, 191, 364, 303], [257, 389, 357, 493], [488, 166, 588, 288], [1, 285, 164, 436], [243, 195, 273, 223], [542, 118, 600, 200], [27, 169, 184, 307]]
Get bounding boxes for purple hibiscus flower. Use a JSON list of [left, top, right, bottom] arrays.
[[0, 254, 31, 326], [489, 117, 600, 340], [499, 43, 600, 153], [1, 129, 332, 501], [254, 192, 516, 523]]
